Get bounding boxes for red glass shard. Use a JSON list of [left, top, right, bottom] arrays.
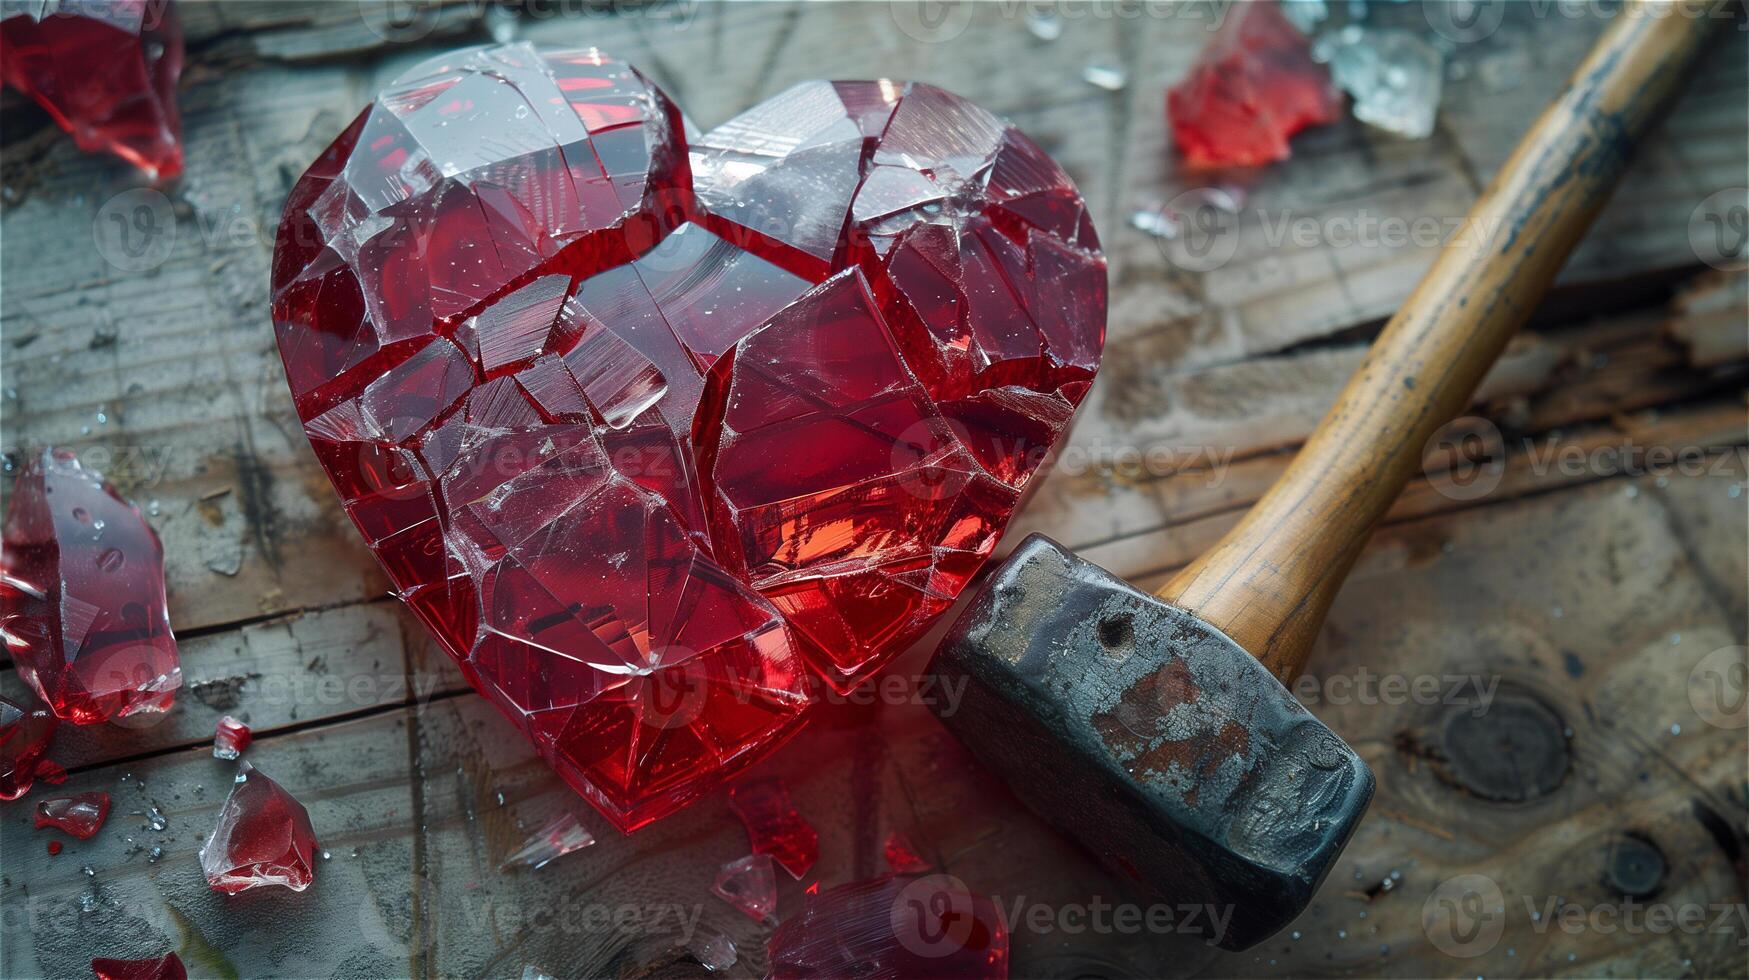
[[712, 852, 778, 923], [768, 874, 1009, 980], [269, 46, 1104, 831], [0, 0, 183, 179], [727, 777, 818, 879], [198, 762, 318, 893], [0, 694, 57, 800], [35, 791, 110, 839], [90, 953, 187, 980], [1166, 0, 1340, 167], [37, 759, 67, 785], [212, 715, 251, 760], [1, 450, 183, 725], [882, 831, 930, 873]]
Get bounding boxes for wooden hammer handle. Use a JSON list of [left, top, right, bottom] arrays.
[[1155, 2, 1716, 682]]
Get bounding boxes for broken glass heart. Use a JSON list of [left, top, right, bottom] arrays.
[[269, 44, 1105, 832]]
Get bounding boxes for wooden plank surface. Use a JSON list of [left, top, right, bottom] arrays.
[[2, 2, 1745, 978]]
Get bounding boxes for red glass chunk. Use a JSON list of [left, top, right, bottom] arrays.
[[882, 831, 930, 873], [269, 47, 1105, 831], [2, 449, 182, 725], [37, 759, 67, 784], [768, 874, 1008, 980], [35, 791, 110, 839], [0, 0, 183, 179], [212, 715, 251, 760], [712, 852, 778, 923], [47, 839, 63, 855], [728, 777, 818, 880], [1166, 0, 1340, 167], [0, 694, 57, 800], [90, 953, 187, 980], [198, 762, 318, 893]]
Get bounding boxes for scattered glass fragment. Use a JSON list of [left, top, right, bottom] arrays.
[[268, 47, 1105, 831], [1, 449, 183, 724], [520, 968, 555, 980], [1313, 26, 1444, 139], [0, 0, 185, 178], [144, 805, 167, 831], [212, 716, 251, 760], [0, 693, 57, 799], [90, 952, 187, 980], [1129, 208, 1179, 240], [1081, 61, 1127, 91], [728, 778, 818, 879], [501, 812, 595, 870], [689, 925, 737, 973], [38, 759, 68, 784], [713, 853, 778, 923], [882, 832, 931, 873], [198, 762, 318, 893], [47, 839, 62, 855], [1280, 0, 1328, 33], [1167, 0, 1341, 166], [1025, 9, 1062, 41], [35, 792, 111, 839], [768, 874, 1008, 979]]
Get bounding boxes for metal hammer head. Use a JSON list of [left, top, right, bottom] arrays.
[[928, 534, 1374, 951]]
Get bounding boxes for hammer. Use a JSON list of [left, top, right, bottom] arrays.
[[928, 4, 1716, 952]]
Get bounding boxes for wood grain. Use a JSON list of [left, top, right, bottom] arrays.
[[0, 3, 1744, 978], [1158, 6, 1719, 681]]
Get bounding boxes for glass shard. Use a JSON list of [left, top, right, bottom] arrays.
[[1167, 0, 1341, 167], [501, 811, 595, 869], [1313, 26, 1444, 139], [198, 762, 318, 893], [712, 852, 779, 923], [212, 715, 251, 760], [768, 875, 1008, 980], [1, 449, 182, 724], [0, 0, 184, 178], [688, 925, 737, 973], [35, 791, 111, 839], [728, 777, 818, 880], [90, 953, 187, 980], [882, 831, 930, 873], [0, 694, 57, 800]]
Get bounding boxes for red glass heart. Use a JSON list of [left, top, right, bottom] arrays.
[[269, 44, 1105, 832]]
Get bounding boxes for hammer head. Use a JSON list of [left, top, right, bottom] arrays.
[[929, 535, 1374, 951]]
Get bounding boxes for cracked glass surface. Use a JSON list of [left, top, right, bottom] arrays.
[[270, 44, 1105, 831]]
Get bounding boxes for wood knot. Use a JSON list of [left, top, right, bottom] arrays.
[[1438, 688, 1569, 802], [1603, 833, 1667, 899]]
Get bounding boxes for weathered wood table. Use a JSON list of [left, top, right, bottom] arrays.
[[2, 2, 1745, 978]]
